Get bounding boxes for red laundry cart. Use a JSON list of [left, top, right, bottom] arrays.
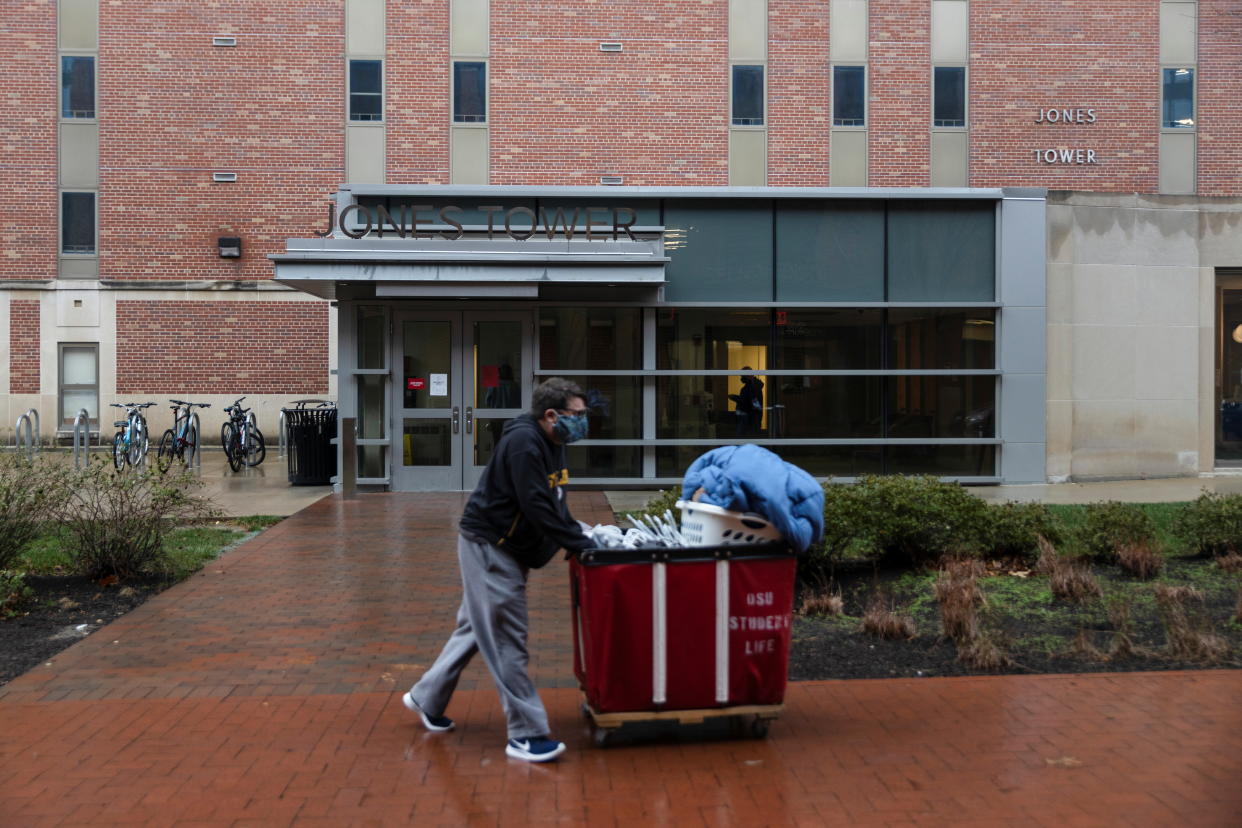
[[570, 543, 797, 745]]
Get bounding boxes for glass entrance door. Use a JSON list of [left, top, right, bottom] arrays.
[[393, 311, 532, 490]]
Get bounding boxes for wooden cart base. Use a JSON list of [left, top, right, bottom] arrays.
[[581, 700, 783, 746]]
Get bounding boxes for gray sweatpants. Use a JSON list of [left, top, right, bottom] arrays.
[[408, 534, 550, 741]]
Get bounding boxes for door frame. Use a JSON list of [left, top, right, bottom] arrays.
[[391, 308, 533, 491]]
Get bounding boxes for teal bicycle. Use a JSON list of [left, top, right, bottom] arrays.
[[110, 401, 156, 470], [156, 399, 211, 473]]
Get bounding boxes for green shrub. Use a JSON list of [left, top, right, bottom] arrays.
[[1076, 501, 1158, 563], [58, 461, 218, 580], [0, 571, 35, 618], [626, 487, 682, 522], [1171, 492, 1242, 557], [817, 475, 990, 567], [0, 455, 68, 571], [984, 501, 1064, 562]]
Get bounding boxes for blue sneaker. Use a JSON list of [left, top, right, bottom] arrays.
[[505, 736, 566, 763], [402, 691, 454, 732]]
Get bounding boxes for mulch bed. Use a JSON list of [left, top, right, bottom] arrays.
[[0, 575, 171, 685]]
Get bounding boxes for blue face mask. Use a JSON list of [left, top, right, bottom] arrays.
[[553, 412, 589, 444]]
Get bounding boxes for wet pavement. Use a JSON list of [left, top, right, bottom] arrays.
[[1, 491, 1240, 826]]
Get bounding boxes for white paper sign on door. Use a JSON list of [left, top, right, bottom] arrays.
[[429, 373, 448, 396]]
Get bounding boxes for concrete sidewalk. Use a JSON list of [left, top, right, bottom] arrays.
[[2, 492, 1239, 826]]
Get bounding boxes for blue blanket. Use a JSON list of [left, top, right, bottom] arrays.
[[681, 445, 824, 553]]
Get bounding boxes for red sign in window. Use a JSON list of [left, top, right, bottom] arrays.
[[407, 377, 426, 391]]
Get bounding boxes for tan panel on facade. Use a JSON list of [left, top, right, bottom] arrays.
[[346, 125, 386, 184], [346, 0, 386, 55], [830, 0, 869, 63], [1160, 1, 1197, 66], [930, 131, 968, 186], [58, 0, 98, 50], [730, 0, 768, 63], [728, 129, 767, 186], [1159, 131, 1196, 195], [450, 126, 489, 184], [829, 130, 867, 186], [59, 122, 99, 188], [59, 257, 98, 280], [931, 0, 969, 64], [451, 0, 490, 57]]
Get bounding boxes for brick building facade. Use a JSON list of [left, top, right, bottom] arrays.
[[2, 0, 1240, 488]]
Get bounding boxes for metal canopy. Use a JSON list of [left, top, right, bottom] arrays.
[[271, 237, 667, 301]]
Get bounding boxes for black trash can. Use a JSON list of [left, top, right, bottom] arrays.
[[283, 403, 338, 485]]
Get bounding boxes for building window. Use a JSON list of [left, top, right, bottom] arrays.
[[61, 192, 96, 255], [61, 55, 95, 118], [349, 59, 383, 122], [453, 61, 487, 123], [59, 343, 98, 426], [833, 65, 866, 127], [731, 65, 765, 126], [933, 66, 966, 127], [1162, 67, 1195, 128]]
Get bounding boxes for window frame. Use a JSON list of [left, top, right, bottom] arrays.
[[730, 64, 766, 127], [1161, 66, 1196, 130], [348, 58, 385, 123], [60, 190, 97, 256], [832, 64, 867, 128], [60, 54, 97, 120], [931, 65, 967, 129], [452, 60, 489, 124], [58, 342, 99, 427]]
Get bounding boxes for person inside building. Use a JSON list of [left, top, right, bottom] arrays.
[[402, 377, 594, 763], [730, 368, 764, 436]]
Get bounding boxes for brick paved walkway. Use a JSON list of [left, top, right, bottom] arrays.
[[2, 494, 1239, 826]]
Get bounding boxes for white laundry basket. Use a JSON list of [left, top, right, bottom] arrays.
[[676, 499, 783, 546]]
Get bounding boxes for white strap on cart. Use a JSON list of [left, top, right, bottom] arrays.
[[652, 562, 667, 705], [715, 559, 730, 704]]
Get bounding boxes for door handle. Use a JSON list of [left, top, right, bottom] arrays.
[[465, 406, 473, 434], [452, 406, 460, 434]]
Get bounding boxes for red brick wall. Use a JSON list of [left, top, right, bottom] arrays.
[[870, 0, 931, 186], [1198, 0, 1242, 197], [114, 300, 329, 394], [9, 299, 41, 394], [98, 2, 344, 281], [0, 2, 58, 281], [969, 1, 1160, 190], [489, 1, 729, 185], [768, 0, 830, 186], [387, 0, 450, 184]]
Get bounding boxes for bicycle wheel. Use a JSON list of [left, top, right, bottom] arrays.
[[128, 417, 146, 466], [244, 428, 266, 467], [221, 422, 237, 463], [157, 429, 175, 473], [113, 433, 127, 470], [226, 430, 243, 472], [184, 422, 199, 467]]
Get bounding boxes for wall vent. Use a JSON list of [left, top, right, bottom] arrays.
[[599, 175, 624, 185], [599, 42, 623, 52], [212, 36, 238, 47], [212, 172, 238, 183]]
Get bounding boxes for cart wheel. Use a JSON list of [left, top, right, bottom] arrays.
[[593, 728, 613, 748], [749, 717, 770, 739], [580, 702, 592, 720]]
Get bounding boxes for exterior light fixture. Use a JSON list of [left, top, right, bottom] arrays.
[[213, 36, 238, 47], [599, 175, 624, 185], [213, 172, 238, 183], [218, 236, 241, 258], [1232, 324, 1242, 344]]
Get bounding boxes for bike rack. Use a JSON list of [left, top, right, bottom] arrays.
[[277, 409, 287, 458], [71, 408, 94, 469], [14, 408, 40, 460]]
